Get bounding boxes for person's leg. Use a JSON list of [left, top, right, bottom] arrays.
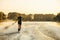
[[18, 24, 21, 32]]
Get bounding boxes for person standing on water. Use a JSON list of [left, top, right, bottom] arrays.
[[18, 16, 22, 32]]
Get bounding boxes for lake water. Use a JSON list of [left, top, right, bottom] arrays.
[[0, 21, 60, 40]]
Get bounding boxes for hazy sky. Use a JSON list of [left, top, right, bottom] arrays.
[[0, 0, 60, 15]]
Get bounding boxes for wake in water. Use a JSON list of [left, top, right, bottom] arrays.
[[0, 21, 60, 40]]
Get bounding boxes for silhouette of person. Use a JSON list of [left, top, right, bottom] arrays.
[[18, 16, 22, 32]]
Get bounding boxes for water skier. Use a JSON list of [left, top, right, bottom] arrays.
[[18, 16, 22, 32]]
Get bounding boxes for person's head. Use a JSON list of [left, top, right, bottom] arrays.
[[18, 16, 22, 20]]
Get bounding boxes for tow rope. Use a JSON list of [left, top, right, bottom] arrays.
[[0, 21, 17, 33], [4, 21, 17, 29]]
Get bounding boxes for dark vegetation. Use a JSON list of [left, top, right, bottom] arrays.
[[0, 11, 60, 22]]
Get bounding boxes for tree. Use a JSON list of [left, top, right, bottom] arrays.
[[34, 14, 43, 21], [54, 13, 60, 21], [34, 14, 55, 21], [0, 12, 6, 20], [44, 14, 55, 21], [8, 12, 21, 20], [21, 14, 32, 21]]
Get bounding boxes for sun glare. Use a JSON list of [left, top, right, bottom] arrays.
[[0, 0, 60, 15]]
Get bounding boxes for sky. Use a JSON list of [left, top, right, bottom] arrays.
[[0, 0, 60, 15]]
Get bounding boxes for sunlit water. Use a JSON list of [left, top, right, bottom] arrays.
[[0, 21, 60, 40]]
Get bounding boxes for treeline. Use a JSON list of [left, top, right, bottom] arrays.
[[0, 12, 60, 21], [0, 12, 6, 22]]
